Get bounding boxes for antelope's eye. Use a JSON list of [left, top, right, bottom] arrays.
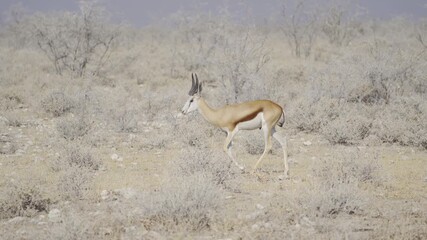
[[190, 99, 194, 103]]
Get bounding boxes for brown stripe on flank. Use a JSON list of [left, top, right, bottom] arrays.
[[233, 108, 263, 125]]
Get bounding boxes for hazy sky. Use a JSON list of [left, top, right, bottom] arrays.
[[1, 0, 426, 26]]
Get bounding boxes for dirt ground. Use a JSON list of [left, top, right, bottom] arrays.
[[1, 110, 426, 238]]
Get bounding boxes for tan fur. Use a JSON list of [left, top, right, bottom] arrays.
[[197, 98, 283, 131]]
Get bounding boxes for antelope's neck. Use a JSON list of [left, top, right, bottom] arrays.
[[197, 98, 220, 127]]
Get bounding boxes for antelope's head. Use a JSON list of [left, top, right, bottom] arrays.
[[181, 73, 202, 115]]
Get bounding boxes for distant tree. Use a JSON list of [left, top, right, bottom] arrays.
[[280, 0, 319, 58], [320, 0, 362, 46], [30, 1, 120, 77]]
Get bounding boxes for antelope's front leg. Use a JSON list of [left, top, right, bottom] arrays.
[[223, 130, 244, 171]]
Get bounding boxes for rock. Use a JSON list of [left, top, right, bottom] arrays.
[[251, 223, 260, 231], [144, 231, 163, 239], [256, 204, 265, 210], [300, 216, 314, 227], [303, 141, 312, 146], [113, 188, 137, 200], [111, 153, 119, 161], [15, 149, 25, 155], [100, 190, 110, 200], [0, 116, 9, 126], [48, 209, 61, 222], [100, 227, 113, 236], [7, 217, 26, 224], [244, 211, 263, 221]]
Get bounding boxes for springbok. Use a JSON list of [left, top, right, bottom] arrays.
[[181, 73, 289, 178]]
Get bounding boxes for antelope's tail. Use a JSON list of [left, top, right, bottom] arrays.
[[277, 110, 285, 128]]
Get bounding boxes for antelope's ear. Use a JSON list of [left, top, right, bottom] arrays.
[[198, 81, 203, 93], [195, 73, 202, 94]]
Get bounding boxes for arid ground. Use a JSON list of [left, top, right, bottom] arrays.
[[1, 1, 426, 239]]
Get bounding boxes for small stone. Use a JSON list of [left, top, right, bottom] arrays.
[[113, 188, 137, 200], [7, 217, 26, 224], [100, 190, 109, 200], [251, 223, 260, 231], [264, 222, 272, 228], [111, 153, 119, 160], [144, 231, 162, 239], [245, 211, 262, 221], [256, 204, 265, 210], [48, 209, 61, 222], [303, 141, 312, 146]]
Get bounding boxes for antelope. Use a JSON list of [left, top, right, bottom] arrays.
[[181, 73, 289, 179]]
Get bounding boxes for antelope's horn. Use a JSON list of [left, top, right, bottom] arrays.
[[189, 73, 197, 95]]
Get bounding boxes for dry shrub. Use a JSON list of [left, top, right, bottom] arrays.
[[49, 209, 95, 240], [3, 111, 23, 127], [368, 201, 427, 240], [0, 92, 24, 111], [54, 144, 99, 201], [242, 130, 265, 155], [290, 98, 340, 133], [260, 150, 384, 239], [372, 99, 427, 149], [173, 115, 219, 149], [286, 29, 426, 148], [142, 173, 222, 232], [0, 178, 51, 219], [41, 91, 75, 117], [320, 104, 372, 145], [0, 133, 18, 155], [172, 147, 237, 186], [57, 165, 94, 201], [112, 109, 138, 133], [305, 151, 382, 218], [56, 115, 92, 141], [2, 201, 136, 240], [52, 144, 101, 172]]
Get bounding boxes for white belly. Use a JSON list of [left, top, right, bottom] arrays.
[[237, 113, 264, 130]]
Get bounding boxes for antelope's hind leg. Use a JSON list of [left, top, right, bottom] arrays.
[[251, 124, 273, 174], [272, 128, 289, 179]]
